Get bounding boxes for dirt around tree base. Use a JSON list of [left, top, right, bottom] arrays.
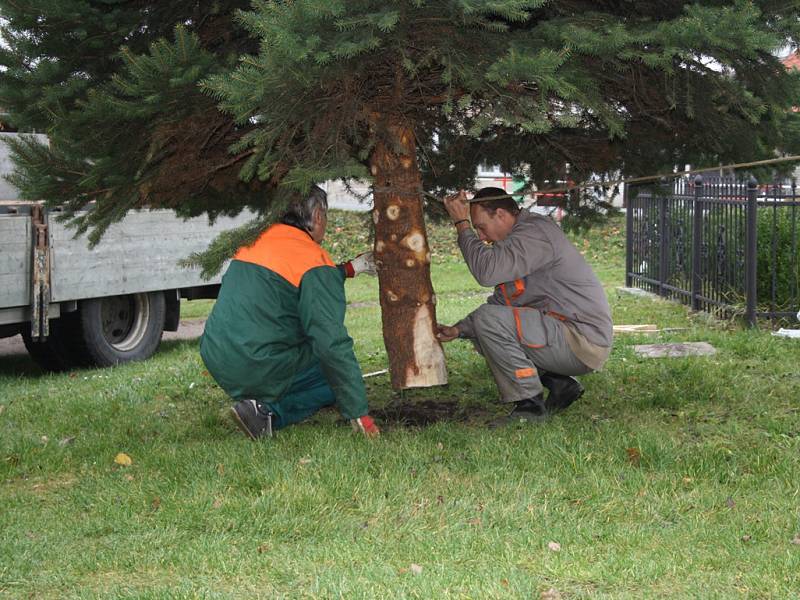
[[372, 398, 498, 428]]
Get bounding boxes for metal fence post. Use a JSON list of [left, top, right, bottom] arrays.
[[658, 178, 669, 297], [691, 175, 704, 311], [745, 175, 758, 327], [625, 183, 633, 287]]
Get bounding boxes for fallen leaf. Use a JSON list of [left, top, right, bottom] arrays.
[[501, 578, 509, 587], [682, 477, 693, 484], [397, 567, 408, 575], [217, 463, 225, 476], [257, 543, 270, 553], [626, 447, 641, 466], [741, 535, 752, 543], [151, 497, 161, 511], [59, 436, 76, 447], [436, 495, 444, 504], [468, 517, 482, 526], [212, 498, 223, 509], [791, 534, 800, 545], [726, 497, 736, 509], [124, 474, 134, 481], [410, 564, 423, 576], [114, 452, 133, 466], [547, 541, 561, 552], [299, 457, 313, 465], [541, 588, 562, 599]]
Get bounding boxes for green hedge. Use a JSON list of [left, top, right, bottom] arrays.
[[756, 205, 800, 311]]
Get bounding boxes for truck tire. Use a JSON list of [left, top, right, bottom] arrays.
[[74, 291, 166, 367]]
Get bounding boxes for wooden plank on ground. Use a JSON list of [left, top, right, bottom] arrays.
[[614, 324, 659, 334]]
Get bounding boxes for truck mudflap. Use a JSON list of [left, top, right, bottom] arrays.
[[30, 204, 50, 340]]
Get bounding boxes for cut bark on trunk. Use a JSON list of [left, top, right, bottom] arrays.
[[369, 118, 447, 390]]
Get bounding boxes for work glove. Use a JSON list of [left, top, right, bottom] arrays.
[[350, 415, 380, 438], [342, 251, 377, 277]]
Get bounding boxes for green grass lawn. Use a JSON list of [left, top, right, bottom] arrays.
[[2, 212, 799, 598]]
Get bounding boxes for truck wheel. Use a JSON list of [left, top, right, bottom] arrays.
[[76, 291, 166, 367]]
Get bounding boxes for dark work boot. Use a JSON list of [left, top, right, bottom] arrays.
[[489, 393, 547, 427], [230, 399, 274, 440], [541, 373, 584, 414]]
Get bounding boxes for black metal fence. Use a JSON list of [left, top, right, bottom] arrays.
[[625, 174, 800, 326]]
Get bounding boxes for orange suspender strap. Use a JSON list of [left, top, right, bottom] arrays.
[[499, 283, 512, 305], [511, 278, 525, 299], [499, 284, 544, 349]]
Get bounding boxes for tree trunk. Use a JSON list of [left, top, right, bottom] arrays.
[[369, 118, 447, 389]]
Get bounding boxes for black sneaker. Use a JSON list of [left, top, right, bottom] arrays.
[[541, 373, 584, 414], [489, 393, 547, 427], [230, 399, 273, 440]]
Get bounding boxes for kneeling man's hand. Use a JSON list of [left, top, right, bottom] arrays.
[[436, 324, 460, 342], [351, 415, 380, 438], [344, 251, 377, 277]]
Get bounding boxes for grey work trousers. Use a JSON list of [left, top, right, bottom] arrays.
[[468, 304, 592, 403]]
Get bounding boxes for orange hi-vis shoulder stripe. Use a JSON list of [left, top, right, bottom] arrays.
[[233, 224, 335, 288]]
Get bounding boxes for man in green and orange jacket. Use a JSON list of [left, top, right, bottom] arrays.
[[200, 186, 379, 440]]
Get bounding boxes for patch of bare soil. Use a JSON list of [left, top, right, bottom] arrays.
[[372, 398, 496, 428]]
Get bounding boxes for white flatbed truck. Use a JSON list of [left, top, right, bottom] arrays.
[[0, 133, 251, 370]]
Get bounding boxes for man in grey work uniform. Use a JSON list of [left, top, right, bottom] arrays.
[[437, 187, 613, 424]]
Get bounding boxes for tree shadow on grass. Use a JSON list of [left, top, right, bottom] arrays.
[[0, 336, 201, 380], [0, 353, 46, 378]]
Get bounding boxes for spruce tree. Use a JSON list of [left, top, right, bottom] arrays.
[[0, 1, 259, 242], [2, 1, 799, 388]]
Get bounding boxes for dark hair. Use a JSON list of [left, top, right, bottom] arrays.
[[471, 186, 520, 216], [279, 185, 328, 232]]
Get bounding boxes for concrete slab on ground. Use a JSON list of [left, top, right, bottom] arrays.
[[616, 287, 659, 299], [633, 341, 717, 358]]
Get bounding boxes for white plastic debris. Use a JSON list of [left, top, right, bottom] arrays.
[[772, 328, 800, 339]]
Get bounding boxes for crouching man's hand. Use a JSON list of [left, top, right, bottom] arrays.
[[342, 251, 377, 277], [436, 324, 460, 342], [443, 190, 469, 223], [351, 415, 380, 438]]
